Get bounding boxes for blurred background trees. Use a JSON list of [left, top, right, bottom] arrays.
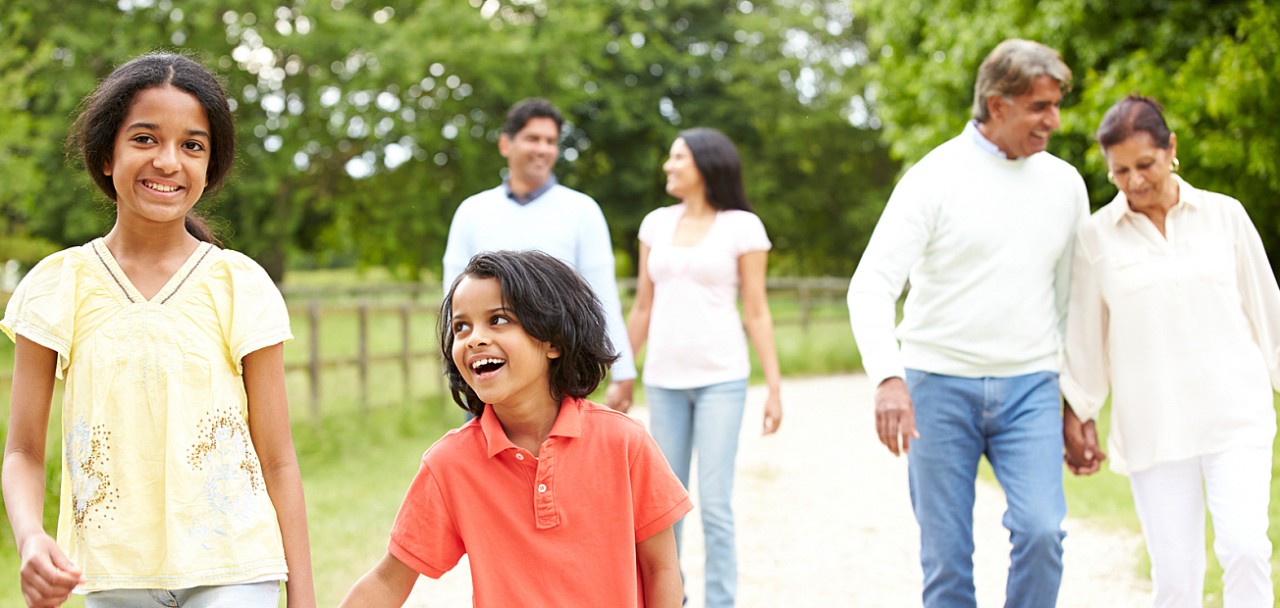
[[1, 0, 1277, 279]]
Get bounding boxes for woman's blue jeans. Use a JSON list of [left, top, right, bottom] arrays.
[[905, 369, 1066, 608], [646, 378, 749, 608]]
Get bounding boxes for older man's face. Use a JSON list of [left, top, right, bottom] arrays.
[[984, 75, 1063, 159]]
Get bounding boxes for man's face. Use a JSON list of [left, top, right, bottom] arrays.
[[983, 75, 1063, 159], [498, 116, 560, 190]]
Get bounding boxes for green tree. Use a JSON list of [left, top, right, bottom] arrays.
[[856, 0, 1280, 271]]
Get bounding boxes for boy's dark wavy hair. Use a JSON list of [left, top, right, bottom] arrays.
[[439, 250, 618, 416]]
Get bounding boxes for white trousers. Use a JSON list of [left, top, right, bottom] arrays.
[[1130, 447, 1274, 608]]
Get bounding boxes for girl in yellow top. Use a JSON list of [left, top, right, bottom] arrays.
[[1, 53, 315, 607]]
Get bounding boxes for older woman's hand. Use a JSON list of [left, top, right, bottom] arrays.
[[1063, 402, 1106, 475]]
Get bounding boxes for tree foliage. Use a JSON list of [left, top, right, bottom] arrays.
[[856, 0, 1280, 271], [0, 0, 890, 280]]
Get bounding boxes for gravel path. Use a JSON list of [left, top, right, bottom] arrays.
[[406, 373, 1151, 607]]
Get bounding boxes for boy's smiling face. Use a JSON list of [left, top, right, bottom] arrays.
[[449, 276, 560, 411]]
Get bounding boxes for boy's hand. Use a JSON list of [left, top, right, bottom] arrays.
[[19, 533, 82, 608]]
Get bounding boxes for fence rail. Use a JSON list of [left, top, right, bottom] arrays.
[[0, 277, 851, 422]]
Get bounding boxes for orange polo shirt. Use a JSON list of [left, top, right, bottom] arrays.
[[389, 397, 692, 607]]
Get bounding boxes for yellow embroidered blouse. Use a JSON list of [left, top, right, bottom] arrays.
[[1, 238, 292, 591]]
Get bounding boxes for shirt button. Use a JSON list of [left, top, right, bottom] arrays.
[[538, 484, 547, 493], [515, 453, 524, 460]]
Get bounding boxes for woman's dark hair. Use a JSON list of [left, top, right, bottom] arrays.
[[679, 127, 753, 212], [67, 52, 234, 244], [502, 97, 564, 138], [1096, 95, 1173, 150], [439, 250, 618, 416]]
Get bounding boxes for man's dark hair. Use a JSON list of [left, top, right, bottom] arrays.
[[502, 98, 564, 138], [440, 250, 618, 416]]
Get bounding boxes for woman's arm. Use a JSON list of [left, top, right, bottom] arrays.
[[637, 526, 682, 608], [739, 250, 782, 434], [243, 343, 316, 608], [4, 335, 83, 607], [339, 552, 420, 607], [626, 242, 655, 363]]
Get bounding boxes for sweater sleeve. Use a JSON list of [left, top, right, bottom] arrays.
[[575, 198, 637, 381], [847, 166, 937, 385]]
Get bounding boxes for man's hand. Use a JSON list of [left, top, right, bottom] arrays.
[[1063, 402, 1106, 475], [605, 379, 635, 413], [875, 377, 919, 456]]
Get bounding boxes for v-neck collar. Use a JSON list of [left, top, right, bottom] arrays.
[[91, 237, 215, 305]]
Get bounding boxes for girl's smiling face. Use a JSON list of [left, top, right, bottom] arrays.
[[104, 84, 211, 228], [450, 276, 560, 411], [662, 137, 705, 201]]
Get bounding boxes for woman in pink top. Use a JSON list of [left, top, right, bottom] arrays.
[[627, 128, 783, 608]]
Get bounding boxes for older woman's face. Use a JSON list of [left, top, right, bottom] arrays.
[[1104, 131, 1179, 214]]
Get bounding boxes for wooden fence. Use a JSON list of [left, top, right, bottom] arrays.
[[0, 277, 852, 422]]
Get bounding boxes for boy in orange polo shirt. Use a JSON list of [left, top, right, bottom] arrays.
[[341, 250, 691, 607]]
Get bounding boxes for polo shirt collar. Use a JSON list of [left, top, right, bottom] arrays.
[[503, 174, 558, 205], [479, 397, 584, 458]]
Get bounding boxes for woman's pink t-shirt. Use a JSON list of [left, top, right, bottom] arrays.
[[639, 204, 771, 389]]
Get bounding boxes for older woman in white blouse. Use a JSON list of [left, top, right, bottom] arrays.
[[1062, 95, 1280, 607]]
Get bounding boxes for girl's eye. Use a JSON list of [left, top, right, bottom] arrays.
[[491, 315, 510, 326], [132, 134, 156, 144], [184, 141, 206, 152], [452, 321, 470, 334]]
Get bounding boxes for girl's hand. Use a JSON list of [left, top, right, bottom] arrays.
[[19, 533, 82, 608], [761, 392, 782, 435]]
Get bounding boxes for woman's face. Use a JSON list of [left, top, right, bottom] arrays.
[[1104, 131, 1179, 214], [662, 137, 705, 201]]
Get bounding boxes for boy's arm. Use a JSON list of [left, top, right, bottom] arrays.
[[340, 553, 420, 607], [637, 526, 682, 608]]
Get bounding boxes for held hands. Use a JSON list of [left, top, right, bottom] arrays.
[[605, 379, 635, 413], [1063, 402, 1106, 475], [761, 391, 782, 435], [875, 377, 919, 456], [19, 533, 82, 608]]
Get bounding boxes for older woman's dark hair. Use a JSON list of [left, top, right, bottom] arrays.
[[67, 52, 234, 244], [439, 250, 618, 416], [679, 127, 753, 213], [1096, 95, 1173, 150]]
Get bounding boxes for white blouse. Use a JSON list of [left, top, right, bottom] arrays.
[[1061, 177, 1280, 474]]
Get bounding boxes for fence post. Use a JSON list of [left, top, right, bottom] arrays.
[[799, 279, 812, 333], [401, 302, 412, 407], [358, 300, 369, 412], [308, 300, 320, 422]]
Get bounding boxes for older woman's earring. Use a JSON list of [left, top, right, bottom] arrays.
[[1171, 157, 1180, 172], [1107, 172, 1115, 184]]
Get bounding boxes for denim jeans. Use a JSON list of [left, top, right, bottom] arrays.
[[646, 378, 749, 608], [905, 369, 1066, 608], [85, 581, 280, 607]]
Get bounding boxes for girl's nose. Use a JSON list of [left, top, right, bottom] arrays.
[[152, 144, 181, 172]]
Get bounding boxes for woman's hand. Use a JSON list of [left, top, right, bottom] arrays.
[[18, 533, 82, 608], [762, 391, 782, 435], [1063, 402, 1106, 475]]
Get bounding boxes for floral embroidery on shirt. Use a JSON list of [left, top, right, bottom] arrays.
[[65, 419, 118, 531], [187, 412, 265, 539]]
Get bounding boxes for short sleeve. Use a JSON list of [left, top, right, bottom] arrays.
[[1, 249, 82, 377], [630, 427, 693, 542], [209, 251, 293, 373], [388, 458, 465, 578], [730, 211, 772, 256], [637, 208, 663, 247]]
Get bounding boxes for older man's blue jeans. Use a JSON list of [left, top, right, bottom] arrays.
[[646, 378, 748, 608], [905, 369, 1066, 608]]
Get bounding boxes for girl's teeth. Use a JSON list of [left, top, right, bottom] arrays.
[[147, 182, 179, 192]]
